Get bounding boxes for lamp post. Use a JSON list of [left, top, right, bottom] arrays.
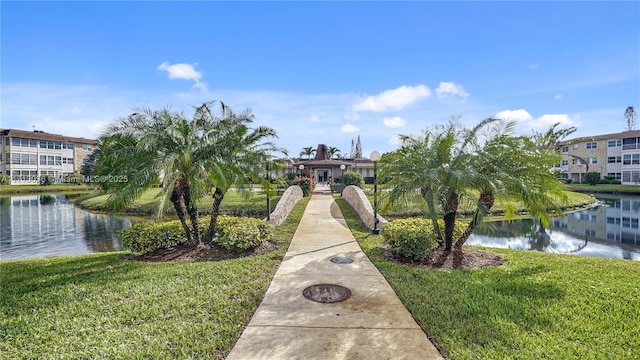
[[370, 151, 382, 235], [298, 164, 305, 177], [340, 164, 346, 197]]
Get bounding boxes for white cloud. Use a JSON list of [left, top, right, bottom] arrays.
[[310, 115, 320, 123], [496, 109, 577, 131], [435, 82, 470, 99], [157, 61, 208, 91], [383, 116, 406, 128], [554, 94, 563, 100], [529, 64, 538, 70], [533, 114, 577, 129], [352, 84, 431, 112], [341, 124, 360, 133], [495, 109, 534, 122]]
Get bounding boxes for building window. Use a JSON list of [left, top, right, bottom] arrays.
[[585, 229, 596, 237], [586, 142, 597, 149], [82, 144, 93, 151], [608, 140, 622, 147], [561, 160, 568, 166], [608, 172, 622, 180], [633, 154, 640, 165], [623, 154, 632, 165], [587, 157, 597, 164], [561, 146, 568, 153], [572, 144, 579, 150], [623, 137, 638, 150], [623, 171, 631, 182]]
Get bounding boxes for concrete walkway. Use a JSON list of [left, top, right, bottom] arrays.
[[226, 189, 443, 360]]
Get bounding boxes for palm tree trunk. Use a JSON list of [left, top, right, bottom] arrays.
[[456, 190, 495, 249], [170, 184, 194, 245], [182, 181, 201, 244], [204, 187, 225, 244], [422, 187, 444, 245], [443, 191, 459, 251]]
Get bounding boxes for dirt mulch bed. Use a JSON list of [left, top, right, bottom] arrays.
[[383, 247, 505, 270], [127, 241, 278, 262]]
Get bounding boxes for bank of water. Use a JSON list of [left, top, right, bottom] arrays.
[[469, 195, 640, 261], [0, 194, 132, 261]]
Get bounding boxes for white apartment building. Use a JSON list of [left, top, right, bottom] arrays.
[[0, 129, 96, 185], [557, 130, 640, 185]]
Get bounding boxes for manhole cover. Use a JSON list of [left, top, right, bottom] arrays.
[[303, 284, 352, 303], [330, 257, 354, 264]]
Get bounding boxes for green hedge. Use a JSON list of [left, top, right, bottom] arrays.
[[382, 218, 466, 260], [120, 215, 274, 254]]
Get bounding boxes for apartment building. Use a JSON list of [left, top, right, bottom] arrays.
[[557, 130, 640, 184], [0, 129, 96, 184]]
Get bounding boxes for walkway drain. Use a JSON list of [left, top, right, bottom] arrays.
[[330, 257, 354, 264], [303, 284, 351, 303]]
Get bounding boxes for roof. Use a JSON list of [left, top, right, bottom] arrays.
[[0, 128, 96, 144], [558, 130, 640, 144]]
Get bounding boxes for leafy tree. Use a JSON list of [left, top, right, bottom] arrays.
[[354, 135, 362, 158], [327, 146, 341, 159], [96, 101, 281, 246], [81, 142, 101, 178], [583, 172, 601, 185], [300, 146, 316, 160], [342, 171, 364, 188], [0, 173, 9, 185], [625, 106, 637, 131], [380, 117, 566, 253]]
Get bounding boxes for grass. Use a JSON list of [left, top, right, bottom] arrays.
[[566, 183, 640, 194], [0, 197, 309, 359], [359, 185, 596, 218], [336, 198, 640, 359], [0, 183, 94, 195], [74, 188, 281, 217]]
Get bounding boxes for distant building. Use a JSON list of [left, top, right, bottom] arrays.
[[0, 129, 96, 184]]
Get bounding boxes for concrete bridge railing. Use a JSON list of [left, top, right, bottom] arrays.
[[342, 185, 388, 231]]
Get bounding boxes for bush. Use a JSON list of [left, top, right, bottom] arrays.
[[599, 179, 611, 184], [584, 172, 601, 186], [39, 175, 55, 186], [342, 171, 364, 188], [289, 176, 314, 196], [363, 176, 375, 184], [382, 218, 465, 261], [120, 215, 274, 254], [610, 180, 622, 185], [66, 173, 84, 185], [0, 173, 9, 185], [215, 216, 274, 251], [330, 183, 345, 193], [604, 175, 616, 181]]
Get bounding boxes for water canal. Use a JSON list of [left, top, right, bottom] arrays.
[[1, 193, 640, 261]]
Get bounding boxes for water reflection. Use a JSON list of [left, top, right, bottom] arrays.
[[0, 194, 132, 261], [469, 195, 640, 261]]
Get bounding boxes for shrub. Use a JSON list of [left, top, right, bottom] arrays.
[[599, 179, 611, 184], [0, 173, 9, 185], [39, 175, 55, 186], [284, 172, 297, 182], [120, 215, 274, 254], [584, 172, 601, 186], [330, 183, 345, 193], [604, 175, 616, 181], [215, 216, 274, 251], [610, 180, 622, 185], [120, 220, 187, 254], [342, 171, 364, 188], [66, 173, 84, 185], [290, 176, 314, 196], [382, 218, 465, 261], [363, 176, 375, 184]]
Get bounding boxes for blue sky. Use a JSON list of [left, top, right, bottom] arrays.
[[2, 1, 638, 158]]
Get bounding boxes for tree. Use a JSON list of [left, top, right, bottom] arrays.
[[95, 101, 281, 246], [327, 146, 341, 159], [584, 172, 601, 186], [380, 117, 566, 253], [81, 141, 101, 178], [625, 106, 637, 131], [300, 146, 316, 160]]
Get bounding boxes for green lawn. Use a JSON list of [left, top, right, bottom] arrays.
[[74, 188, 281, 217], [336, 198, 640, 359], [0, 183, 94, 195], [359, 185, 596, 218], [566, 183, 640, 194], [0, 197, 309, 359]]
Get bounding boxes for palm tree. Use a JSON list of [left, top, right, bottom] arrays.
[[96, 101, 281, 246], [327, 146, 341, 159], [380, 117, 567, 252], [300, 146, 316, 160]]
